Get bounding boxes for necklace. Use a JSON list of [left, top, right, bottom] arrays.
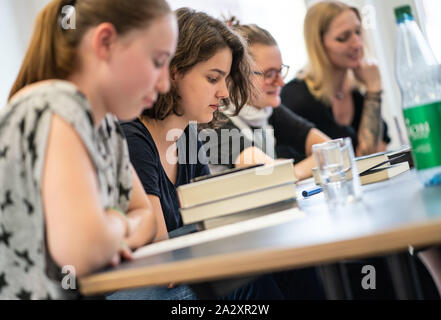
[[335, 91, 345, 100]]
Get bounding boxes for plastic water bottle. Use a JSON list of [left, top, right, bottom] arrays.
[[394, 5, 441, 186]]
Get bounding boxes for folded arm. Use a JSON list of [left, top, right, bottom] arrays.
[[43, 115, 132, 276]]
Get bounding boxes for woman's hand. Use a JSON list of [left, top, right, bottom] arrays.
[[353, 59, 382, 93], [110, 241, 133, 267]]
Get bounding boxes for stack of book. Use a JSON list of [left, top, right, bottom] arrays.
[[177, 160, 297, 229]]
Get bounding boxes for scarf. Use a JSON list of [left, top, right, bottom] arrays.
[[225, 105, 276, 158]]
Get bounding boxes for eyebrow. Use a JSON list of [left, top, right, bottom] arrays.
[[209, 69, 227, 76]]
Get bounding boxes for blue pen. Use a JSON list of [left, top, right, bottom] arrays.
[[302, 186, 323, 198]]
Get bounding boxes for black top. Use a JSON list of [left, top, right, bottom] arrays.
[[121, 119, 210, 232], [281, 78, 391, 149], [203, 104, 314, 169], [270, 104, 315, 161]]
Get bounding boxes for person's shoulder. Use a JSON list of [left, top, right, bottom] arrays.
[[281, 78, 311, 102], [9, 80, 91, 118], [282, 78, 308, 92], [4, 81, 97, 147], [281, 78, 318, 115], [272, 104, 315, 128], [120, 118, 146, 136], [121, 119, 157, 155]]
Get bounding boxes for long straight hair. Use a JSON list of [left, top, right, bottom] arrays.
[[9, 0, 171, 101], [300, 1, 363, 105]]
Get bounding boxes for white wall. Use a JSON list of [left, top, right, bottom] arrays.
[[0, 1, 25, 106], [168, 0, 308, 83], [0, 0, 50, 106], [418, 0, 441, 63], [0, 0, 307, 106], [1, 0, 428, 151]]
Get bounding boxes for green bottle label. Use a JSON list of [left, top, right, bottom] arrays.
[[403, 101, 441, 170]]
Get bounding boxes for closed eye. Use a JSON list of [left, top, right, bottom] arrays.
[[337, 29, 362, 42], [152, 52, 171, 69], [336, 34, 349, 42], [207, 76, 220, 84], [153, 59, 166, 68]]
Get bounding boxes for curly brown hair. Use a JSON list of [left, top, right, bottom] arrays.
[[141, 7, 255, 126]]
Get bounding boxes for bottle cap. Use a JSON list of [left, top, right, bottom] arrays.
[[395, 5, 413, 23]]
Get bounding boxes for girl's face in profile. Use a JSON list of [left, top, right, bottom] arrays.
[[250, 44, 285, 108], [104, 13, 178, 120], [174, 47, 232, 124], [323, 9, 364, 70]]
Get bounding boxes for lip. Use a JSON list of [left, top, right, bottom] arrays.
[[209, 105, 218, 111], [266, 89, 281, 96], [347, 52, 362, 60]]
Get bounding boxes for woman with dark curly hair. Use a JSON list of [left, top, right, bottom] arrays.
[[124, 7, 254, 240], [108, 7, 283, 300]]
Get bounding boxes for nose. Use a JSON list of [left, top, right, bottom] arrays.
[[155, 67, 171, 94], [350, 33, 363, 49], [216, 79, 229, 100], [275, 73, 285, 87]]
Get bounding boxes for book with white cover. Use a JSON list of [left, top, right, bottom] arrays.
[[177, 159, 296, 208], [180, 182, 296, 225]]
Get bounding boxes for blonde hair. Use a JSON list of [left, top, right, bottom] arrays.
[[300, 1, 363, 104], [9, 0, 171, 101]]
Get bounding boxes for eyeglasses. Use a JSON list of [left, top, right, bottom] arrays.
[[253, 64, 290, 84]]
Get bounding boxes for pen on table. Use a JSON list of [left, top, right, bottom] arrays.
[[302, 186, 323, 198]]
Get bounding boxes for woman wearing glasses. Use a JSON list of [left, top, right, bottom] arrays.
[[206, 21, 329, 180], [281, 1, 390, 156]]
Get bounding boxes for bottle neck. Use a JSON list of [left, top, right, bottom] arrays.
[[397, 13, 414, 24]]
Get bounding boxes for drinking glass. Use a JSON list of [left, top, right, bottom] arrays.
[[312, 138, 362, 206]]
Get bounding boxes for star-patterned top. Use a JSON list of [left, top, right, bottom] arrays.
[[0, 81, 133, 299]]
